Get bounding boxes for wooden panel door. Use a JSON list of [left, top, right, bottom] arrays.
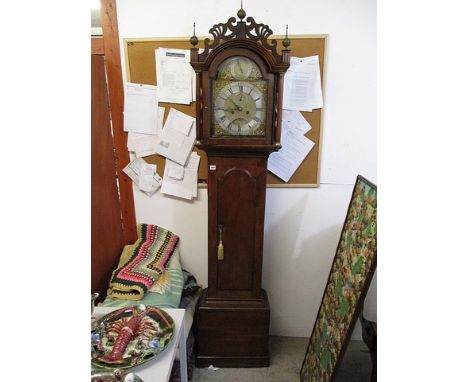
[[91, 53, 125, 301], [207, 155, 268, 301], [217, 166, 257, 291]]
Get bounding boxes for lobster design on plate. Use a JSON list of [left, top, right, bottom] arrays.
[[98, 306, 162, 364]]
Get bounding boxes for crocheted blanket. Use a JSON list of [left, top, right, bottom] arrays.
[[107, 224, 179, 300]]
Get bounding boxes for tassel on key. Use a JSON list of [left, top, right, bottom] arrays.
[[217, 224, 224, 260]]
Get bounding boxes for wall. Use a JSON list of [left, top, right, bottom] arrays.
[[116, 0, 376, 338]]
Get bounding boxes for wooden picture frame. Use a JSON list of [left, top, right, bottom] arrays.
[[300, 175, 377, 382]]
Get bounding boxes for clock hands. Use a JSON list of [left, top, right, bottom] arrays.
[[232, 101, 243, 111], [216, 81, 264, 135], [226, 99, 243, 112]]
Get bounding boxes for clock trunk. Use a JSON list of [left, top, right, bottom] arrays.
[[195, 152, 271, 368]]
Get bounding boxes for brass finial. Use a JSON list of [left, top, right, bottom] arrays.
[[282, 24, 291, 48], [237, 0, 246, 20], [190, 22, 199, 46]]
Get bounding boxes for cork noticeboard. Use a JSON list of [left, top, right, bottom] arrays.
[[124, 35, 326, 187]]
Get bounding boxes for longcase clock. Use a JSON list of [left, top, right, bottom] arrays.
[[190, 6, 290, 367]]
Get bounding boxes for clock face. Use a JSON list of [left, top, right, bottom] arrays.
[[212, 56, 267, 137]]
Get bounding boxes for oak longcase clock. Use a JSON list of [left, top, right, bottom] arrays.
[[190, 5, 290, 368]]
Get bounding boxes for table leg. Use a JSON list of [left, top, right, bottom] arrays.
[[179, 319, 188, 382]]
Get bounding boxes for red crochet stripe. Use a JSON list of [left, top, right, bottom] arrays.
[[118, 225, 158, 286]]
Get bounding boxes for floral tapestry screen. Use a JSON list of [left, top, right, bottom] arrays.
[[300, 175, 377, 382]]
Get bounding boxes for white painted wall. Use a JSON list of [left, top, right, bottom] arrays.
[[116, 0, 376, 339]]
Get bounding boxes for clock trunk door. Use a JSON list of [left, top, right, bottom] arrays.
[[207, 155, 267, 301], [218, 164, 257, 293]]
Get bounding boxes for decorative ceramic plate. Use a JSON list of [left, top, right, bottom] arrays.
[[91, 305, 174, 369]]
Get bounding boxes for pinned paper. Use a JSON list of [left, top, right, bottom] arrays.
[[123, 158, 162, 196], [156, 48, 194, 105], [267, 111, 315, 182], [127, 106, 165, 157], [165, 108, 194, 136], [283, 55, 323, 112], [282, 110, 312, 134], [124, 83, 160, 134], [155, 108, 196, 166], [168, 163, 184, 180], [138, 164, 156, 192], [161, 152, 200, 200]]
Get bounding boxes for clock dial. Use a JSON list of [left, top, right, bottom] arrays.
[[212, 56, 267, 137], [214, 82, 266, 135]]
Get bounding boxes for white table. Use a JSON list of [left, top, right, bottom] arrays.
[[93, 307, 187, 382]]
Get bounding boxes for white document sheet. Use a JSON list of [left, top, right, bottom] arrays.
[[156, 106, 166, 136], [123, 158, 162, 196], [127, 133, 158, 158], [127, 107, 165, 157], [267, 127, 315, 182], [282, 110, 312, 135], [168, 163, 185, 180], [283, 55, 323, 112], [156, 48, 194, 105], [123, 83, 160, 134], [155, 108, 196, 166], [164, 108, 194, 136], [138, 164, 156, 192], [161, 152, 200, 200]]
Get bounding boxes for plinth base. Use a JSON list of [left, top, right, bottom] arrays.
[[194, 289, 270, 368]]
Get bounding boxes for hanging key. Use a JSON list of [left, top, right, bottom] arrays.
[[217, 224, 224, 260]]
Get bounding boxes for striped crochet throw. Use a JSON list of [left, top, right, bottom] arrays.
[[107, 224, 179, 300]]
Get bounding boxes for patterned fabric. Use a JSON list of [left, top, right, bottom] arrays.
[[102, 248, 185, 309], [300, 176, 377, 382], [150, 248, 183, 294], [107, 224, 179, 301]]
